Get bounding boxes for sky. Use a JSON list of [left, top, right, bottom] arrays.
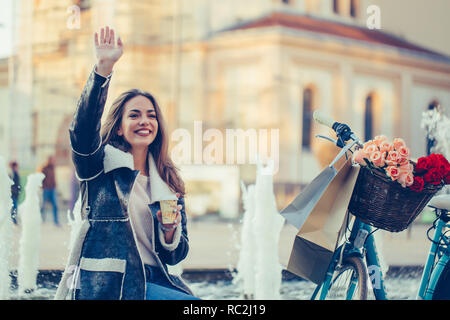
[[0, 0, 13, 58]]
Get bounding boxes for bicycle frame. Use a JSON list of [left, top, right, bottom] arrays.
[[313, 208, 449, 300], [311, 217, 388, 300], [306, 111, 450, 300], [417, 209, 450, 300]]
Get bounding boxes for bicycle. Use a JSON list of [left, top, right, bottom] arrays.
[[295, 111, 450, 300]]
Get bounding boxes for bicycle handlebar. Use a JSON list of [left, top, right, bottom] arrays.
[[313, 110, 363, 148], [313, 110, 336, 129]]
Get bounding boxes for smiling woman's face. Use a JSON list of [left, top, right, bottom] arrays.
[[117, 95, 159, 150]]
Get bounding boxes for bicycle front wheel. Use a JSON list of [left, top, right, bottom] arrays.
[[324, 256, 368, 300]]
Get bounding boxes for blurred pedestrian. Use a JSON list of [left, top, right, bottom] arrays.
[[9, 161, 20, 224], [40, 156, 60, 226]]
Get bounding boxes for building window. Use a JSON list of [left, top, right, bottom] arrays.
[[426, 101, 439, 155], [364, 94, 374, 141], [350, 0, 358, 17], [76, 0, 91, 11], [333, 0, 340, 14], [302, 88, 314, 149]]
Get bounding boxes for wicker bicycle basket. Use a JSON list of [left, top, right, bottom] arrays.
[[348, 166, 444, 232]]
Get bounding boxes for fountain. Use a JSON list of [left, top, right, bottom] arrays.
[[17, 172, 45, 295], [234, 159, 285, 299], [0, 156, 14, 299], [253, 159, 285, 299], [234, 182, 257, 299]]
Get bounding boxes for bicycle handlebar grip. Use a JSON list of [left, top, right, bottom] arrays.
[[313, 110, 336, 129]]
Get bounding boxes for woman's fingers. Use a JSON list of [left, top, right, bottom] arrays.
[[158, 210, 182, 228], [100, 27, 105, 44], [97, 26, 120, 47], [95, 26, 119, 47], [105, 26, 110, 43], [172, 212, 182, 225], [94, 32, 99, 47], [109, 28, 114, 44]]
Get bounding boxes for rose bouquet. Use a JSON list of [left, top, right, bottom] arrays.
[[352, 135, 414, 187], [410, 154, 450, 192], [348, 135, 449, 232], [352, 135, 450, 192]]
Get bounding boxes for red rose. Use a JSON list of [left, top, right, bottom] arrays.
[[410, 176, 424, 192], [415, 157, 433, 174], [423, 168, 442, 185], [445, 172, 450, 185], [439, 154, 450, 173], [435, 153, 449, 165], [428, 154, 440, 167], [436, 161, 450, 177]]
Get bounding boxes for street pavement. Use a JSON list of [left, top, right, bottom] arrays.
[[9, 218, 433, 271]]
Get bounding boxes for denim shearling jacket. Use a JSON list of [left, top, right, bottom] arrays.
[[54, 68, 192, 300]]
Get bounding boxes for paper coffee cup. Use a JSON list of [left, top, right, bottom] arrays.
[[160, 200, 178, 224]]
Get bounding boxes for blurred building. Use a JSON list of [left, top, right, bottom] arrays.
[[9, 0, 450, 217], [360, 0, 450, 57], [0, 58, 11, 159]]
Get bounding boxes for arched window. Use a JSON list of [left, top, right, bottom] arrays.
[[76, 0, 91, 11], [333, 0, 340, 14], [364, 94, 374, 141], [302, 87, 314, 149], [350, 0, 358, 17], [426, 101, 440, 155]]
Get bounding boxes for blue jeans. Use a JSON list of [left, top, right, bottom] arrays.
[[144, 265, 199, 300], [11, 198, 18, 224], [41, 189, 59, 225]]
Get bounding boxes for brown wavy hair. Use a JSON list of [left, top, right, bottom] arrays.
[[100, 89, 185, 196]]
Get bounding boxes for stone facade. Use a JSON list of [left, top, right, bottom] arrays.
[[7, 0, 450, 216]]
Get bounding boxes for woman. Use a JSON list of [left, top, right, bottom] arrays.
[[55, 26, 198, 300]]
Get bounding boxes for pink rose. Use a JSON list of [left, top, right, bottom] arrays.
[[385, 150, 400, 166], [406, 174, 414, 187], [399, 162, 413, 175], [373, 135, 388, 147], [398, 172, 414, 188], [369, 151, 386, 167], [397, 146, 410, 165], [393, 138, 406, 150], [363, 141, 378, 155], [385, 166, 400, 181], [379, 141, 393, 154], [352, 149, 368, 166]]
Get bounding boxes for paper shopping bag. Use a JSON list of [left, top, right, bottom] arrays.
[[284, 159, 360, 284]]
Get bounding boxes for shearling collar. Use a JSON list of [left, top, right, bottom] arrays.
[[103, 144, 177, 204]]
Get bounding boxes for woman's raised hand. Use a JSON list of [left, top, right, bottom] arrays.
[[94, 26, 123, 77]]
